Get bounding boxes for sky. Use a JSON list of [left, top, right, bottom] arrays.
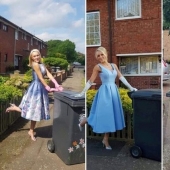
[[0, 0, 85, 54]]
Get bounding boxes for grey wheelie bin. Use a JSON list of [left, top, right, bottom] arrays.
[[129, 89, 161, 161], [47, 90, 85, 165]]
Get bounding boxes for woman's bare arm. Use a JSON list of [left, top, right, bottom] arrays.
[[89, 65, 100, 83], [114, 64, 123, 78], [46, 68, 54, 80]]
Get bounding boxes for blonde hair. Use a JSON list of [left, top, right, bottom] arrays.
[[28, 49, 42, 67], [95, 46, 108, 60]]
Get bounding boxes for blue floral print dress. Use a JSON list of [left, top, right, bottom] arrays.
[[19, 64, 50, 121]]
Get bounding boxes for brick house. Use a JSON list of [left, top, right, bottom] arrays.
[[0, 16, 47, 73], [86, 0, 161, 89]]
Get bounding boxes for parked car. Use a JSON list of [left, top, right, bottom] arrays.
[[163, 60, 170, 81], [73, 62, 81, 68]]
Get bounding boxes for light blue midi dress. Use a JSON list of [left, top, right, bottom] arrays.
[[19, 64, 50, 121], [87, 63, 125, 133]]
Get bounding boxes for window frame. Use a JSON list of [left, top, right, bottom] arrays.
[[86, 11, 101, 47], [117, 53, 161, 76], [31, 37, 33, 46], [4, 54, 8, 62], [15, 30, 19, 40], [2, 24, 8, 32], [115, 0, 142, 20], [24, 33, 27, 40]]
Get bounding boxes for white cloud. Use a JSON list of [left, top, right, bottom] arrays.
[[72, 18, 84, 29], [3, 0, 76, 29], [0, 0, 85, 53], [36, 32, 85, 53]]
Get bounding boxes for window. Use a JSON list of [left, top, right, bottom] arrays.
[[31, 38, 33, 45], [15, 30, 18, 40], [22, 32, 24, 39], [116, 0, 141, 20], [119, 55, 160, 75], [4, 54, 7, 62], [28, 43, 30, 50], [2, 24, 8, 31], [86, 11, 101, 46], [24, 33, 27, 40]]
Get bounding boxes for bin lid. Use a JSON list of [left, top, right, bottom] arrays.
[[54, 90, 85, 107], [166, 91, 170, 97], [131, 89, 161, 100]]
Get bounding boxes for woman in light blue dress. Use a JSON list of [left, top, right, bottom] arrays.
[[6, 49, 63, 141], [76, 47, 137, 149]]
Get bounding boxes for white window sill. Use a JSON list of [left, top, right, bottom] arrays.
[[116, 16, 141, 21], [123, 74, 161, 76]]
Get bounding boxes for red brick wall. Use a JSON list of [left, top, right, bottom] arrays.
[[0, 21, 47, 73], [0, 24, 15, 73], [87, 0, 161, 89]]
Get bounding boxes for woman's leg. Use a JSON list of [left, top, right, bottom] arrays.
[[6, 104, 21, 113], [78, 117, 87, 131], [80, 117, 87, 126], [28, 120, 36, 141], [103, 133, 111, 148]]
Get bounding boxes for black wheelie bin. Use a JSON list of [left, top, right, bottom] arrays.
[[47, 90, 85, 165], [129, 89, 161, 161]]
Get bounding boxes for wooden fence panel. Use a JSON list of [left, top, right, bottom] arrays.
[[0, 97, 22, 135], [87, 111, 133, 141]]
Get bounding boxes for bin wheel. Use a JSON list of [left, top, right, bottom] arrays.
[[130, 145, 142, 158], [47, 140, 55, 153]]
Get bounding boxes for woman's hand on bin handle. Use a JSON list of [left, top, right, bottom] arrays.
[[74, 92, 85, 97], [131, 87, 138, 92], [50, 86, 63, 92]]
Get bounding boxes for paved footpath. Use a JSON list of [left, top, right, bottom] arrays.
[[0, 68, 85, 170], [163, 80, 170, 170]]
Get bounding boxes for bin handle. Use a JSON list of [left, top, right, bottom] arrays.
[[152, 94, 161, 98]]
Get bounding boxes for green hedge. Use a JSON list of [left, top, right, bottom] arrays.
[[0, 85, 22, 102], [43, 57, 68, 70]]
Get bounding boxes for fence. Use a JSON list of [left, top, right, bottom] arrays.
[[0, 97, 22, 135], [87, 111, 133, 141]]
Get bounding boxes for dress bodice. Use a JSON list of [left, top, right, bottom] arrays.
[[98, 63, 117, 84], [32, 64, 46, 81]]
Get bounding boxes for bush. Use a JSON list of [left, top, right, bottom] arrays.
[[0, 85, 22, 102], [43, 57, 68, 70], [86, 89, 97, 109], [118, 88, 133, 114], [0, 76, 9, 85], [22, 57, 30, 71], [4, 76, 31, 90], [86, 88, 133, 114]]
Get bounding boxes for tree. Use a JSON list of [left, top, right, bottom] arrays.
[[47, 40, 62, 57], [163, 0, 170, 29], [57, 39, 77, 63], [76, 52, 85, 65]]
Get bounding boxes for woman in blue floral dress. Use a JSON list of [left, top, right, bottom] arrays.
[[6, 49, 63, 141]]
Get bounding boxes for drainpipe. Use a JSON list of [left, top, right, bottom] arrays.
[[107, 0, 113, 63], [14, 28, 16, 70]]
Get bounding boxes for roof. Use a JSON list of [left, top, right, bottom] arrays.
[[0, 15, 47, 45]]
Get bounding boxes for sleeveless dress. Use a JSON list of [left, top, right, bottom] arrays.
[[19, 63, 50, 121], [87, 63, 125, 133]]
